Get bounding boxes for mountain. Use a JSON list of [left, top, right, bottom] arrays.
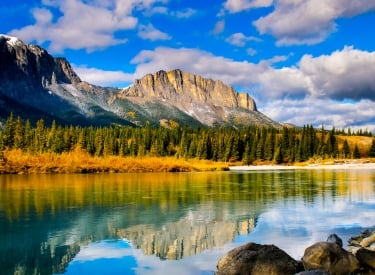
[[0, 35, 132, 126], [0, 34, 281, 128]]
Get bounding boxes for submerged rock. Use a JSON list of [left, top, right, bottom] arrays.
[[302, 241, 359, 274], [216, 242, 302, 275]]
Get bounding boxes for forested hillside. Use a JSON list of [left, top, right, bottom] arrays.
[[1, 114, 374, 167]]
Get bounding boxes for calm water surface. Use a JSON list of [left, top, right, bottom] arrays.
[[0, 169, 375, 275]]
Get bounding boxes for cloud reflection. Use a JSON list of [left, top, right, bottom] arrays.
[[236, 199, 375, 259]]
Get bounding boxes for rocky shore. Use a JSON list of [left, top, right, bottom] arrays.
[[229, 161, 375, 171], [216, 229, 375, 275]]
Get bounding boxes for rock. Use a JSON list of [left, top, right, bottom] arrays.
[[361, 233, 375, 249], [348, 229, 375, 253], [327, 233, 343, 247], [302, 241, 359, 274], [216, 242, 302, 275], [356, 248, 375, 269]]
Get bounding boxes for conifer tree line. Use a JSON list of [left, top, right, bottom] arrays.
[[1, 113, 375, 163]]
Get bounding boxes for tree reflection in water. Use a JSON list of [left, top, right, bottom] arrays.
[[0, 170, 374, 274]]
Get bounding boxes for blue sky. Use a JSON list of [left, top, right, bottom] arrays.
[[1, 0, 375, 130]]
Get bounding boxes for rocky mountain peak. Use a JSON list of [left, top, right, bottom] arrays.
[[0, 34, 81, 88], [112, 68, 278, 127], [121, 69, 257, 112]]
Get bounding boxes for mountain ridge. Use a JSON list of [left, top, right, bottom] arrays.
[[0, 34, 281, 128]]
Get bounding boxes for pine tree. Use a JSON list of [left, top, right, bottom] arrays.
[[23, 119, 33, 152], [328, 128, 338, 158], [13, 116, 24, 149], [368, 139, 375, 158], [242, 141, 251, 165], [3, 113, 15, 148], [342, 139, 350, 158], [353, 144, 361, 159], [263, 130, 275, 161], [274, 145, 283, 164], [0, 131, 4, 159], [34, 119, 46, 153]]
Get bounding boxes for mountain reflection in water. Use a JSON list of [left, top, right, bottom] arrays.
[[0, 170, 374, 274]]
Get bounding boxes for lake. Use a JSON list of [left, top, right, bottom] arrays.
[[0, 169, 374, 275]]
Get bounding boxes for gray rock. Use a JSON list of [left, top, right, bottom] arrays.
[[302, 241, 359, 274], [216, 242, 302, 275]]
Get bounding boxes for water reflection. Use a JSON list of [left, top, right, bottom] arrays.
[[0, 170, 374, 274]]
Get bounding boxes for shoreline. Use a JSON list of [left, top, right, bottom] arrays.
[[229, 162, 375, 171]]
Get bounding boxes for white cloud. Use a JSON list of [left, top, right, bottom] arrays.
[[74, 65, 134, 87], [225, 32, 261, 47], [262, 98, 375, 131], [299, 46, 375, 100], [32, 8, 53, 24], [212, 20, 225, 35], [254, 0, 375, 45], [114, 0, 167, 17], [267, 55, 289, 64], [130, 47, 264, 86], [9, 0, 169, 52], [172, 8, 197, 19], [138, 24, 171, 41], [223, 0, 273, 13], [74, 240, 133, 262], [246, 199, 375, 259]]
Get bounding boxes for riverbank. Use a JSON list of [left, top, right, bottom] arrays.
[[1, 148, 375, 174], [229, 160, 375, 171], [0, 149, 229, 174]]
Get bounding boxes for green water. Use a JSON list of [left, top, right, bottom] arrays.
[[0, 169, 374, 274]]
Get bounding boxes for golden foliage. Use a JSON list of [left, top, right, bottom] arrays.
[[0, 148, 229, 174], [336, 135, 373, 154]]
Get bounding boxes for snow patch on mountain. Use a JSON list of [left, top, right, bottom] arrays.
[[1, 34, 24, 47]]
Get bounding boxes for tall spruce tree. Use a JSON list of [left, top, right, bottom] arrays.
[[368, 139, 375, 157], [353, 144, 361, 159], [342, 139, 350, 158]]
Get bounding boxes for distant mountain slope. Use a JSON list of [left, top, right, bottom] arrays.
[[0, 34, 281, 128]]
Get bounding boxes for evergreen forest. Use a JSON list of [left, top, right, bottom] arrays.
[[1, 113, 375, 166]]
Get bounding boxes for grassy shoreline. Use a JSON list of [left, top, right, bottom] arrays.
[[0, 149, 229, 174], [1, 149, 374, 174]]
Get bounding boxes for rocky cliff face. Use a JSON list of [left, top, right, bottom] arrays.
[[0, 34, 281, 128], [121, 69, 257, 111], [0, 35, 80, 93]]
